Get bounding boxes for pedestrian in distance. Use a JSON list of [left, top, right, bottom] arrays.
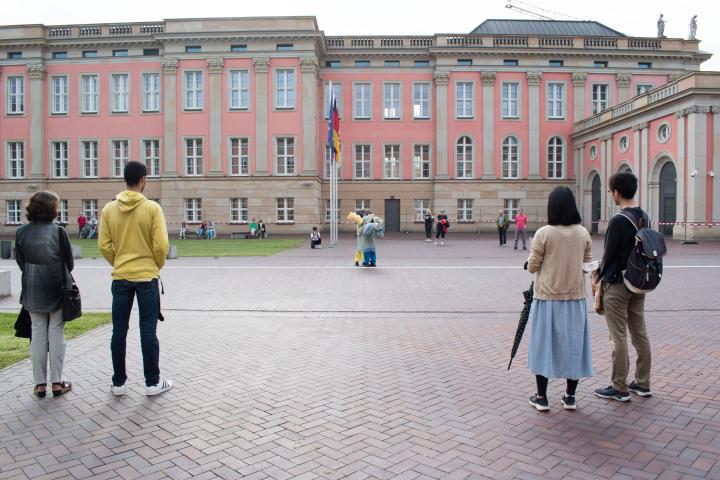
[[258, 219, 267, 239], [527, 186, 593, 411], [179, 221, 188, 240], [594, 172, 653, 402], [513, 208, 528, 250], [99, 161, 172, 397], [435, 211, 449, 245], [496, 209, 510, 246], [77, 212, 87, 239], [15, 191, 74, 398], [310, 226, 322, 249], [423, 210, 434, 242]]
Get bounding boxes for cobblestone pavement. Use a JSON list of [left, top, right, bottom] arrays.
[[0, 234, 719, 479]]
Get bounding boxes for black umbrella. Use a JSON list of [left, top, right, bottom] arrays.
[[508, 280, 534, 370]]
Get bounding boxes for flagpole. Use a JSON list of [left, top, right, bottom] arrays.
[[329, 81, 336, 247]]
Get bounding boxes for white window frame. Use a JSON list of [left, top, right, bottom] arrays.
[[619, 135, 629, 153], [457, 199, 474, 222], [636, 84, 654, 96], [325, 199, 341, 223], [590, 145, 598, 160], [184, 71, 204, 110], [51, 141, 69, 178], [230, 197, 248, 223], [80, 74, 99, 114], [353, 82, 372, 119], [383, 144, 401, 179], [455, 81, 474, 118], [383, 82, 401, 120], [274, 69, 296, 109], [504, 199, 519, 221], [413, 144, 431, 179], [657, 123, 671, 144], [412, 82, 431, 119], [455, 136, 473, 179], [546, 82, 565, 119], [184, 138, 203, 176], [592, 84, 610, 114], [7, 141, 25, 179], [111, 139, 129, 178], [6, 200, 22, 224], [414, 199, 430, 222], [502, 136, 520, 179], [80, 140, 99, 178], [354, 144, 371, 180], [276, 197, 295, 223], [229, 70, 250, 110], [57, 199, 68, 224], [142, 139, 161, 177], [324, 82, 343, 118], [82, 199, 98, 219], [50, 75, 69, 115], [6, 76, 25, 115], [229, 137, 249, 176], [547, 136, 565, 179], [110, 73, 129, 113], [323, 144, 332, 180], [355, 199, 370, 213], [142, 73, 161, 112], [184, 198, 202, 222], [501, 82, 520, 119], [275, 137, 296, 175]]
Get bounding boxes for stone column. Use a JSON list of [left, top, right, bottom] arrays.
[[603, 135, 613, 219], [434, 69, 450, 179], [616, 73, 632, 103], [253, 57, 270, 176], [640, 125, 649, 214], [162, 60, 179, 177], [575, 144, 585, 225], [481, 72, 496, 179], [527, 72, 542, 179], [599, 135, 611, 222], [713, 107, 720, 223], [207, 57, 224, 176], [300, 57, 319, 176], [27, 64, 46, 179], [572, 72, 587, 124], [686, 106, 709, 230], [633, 124, 641, 184], [675, 111, 686, 229]]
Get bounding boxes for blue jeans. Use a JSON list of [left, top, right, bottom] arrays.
[[111, 279, 160, 387], [363, 249, 376, 266]]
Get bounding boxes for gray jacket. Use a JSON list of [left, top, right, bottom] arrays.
[[15, 223, 74, 313]]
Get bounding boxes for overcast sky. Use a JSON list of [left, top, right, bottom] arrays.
[[4, 0, 719, 70]]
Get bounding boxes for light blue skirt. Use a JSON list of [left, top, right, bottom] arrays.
[[527, 298, 593, 379]]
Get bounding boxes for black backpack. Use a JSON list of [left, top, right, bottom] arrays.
[[617, 210, 667, 293]]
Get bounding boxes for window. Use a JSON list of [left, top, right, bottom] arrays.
[[547, 137, 564, 179], [80, 75, 98, 113], [549, 59, 564, 67], [546, 82, 564, 119], [592, 84, 609, 114], [502, 136, 519, 179], [229, 138, 249, 175], [325, 60, 340, 68], [275, 137, 295, 175], [414, 199, 430, 222], [82, 50, 97, 58], [8, 52, 22, 59], [456, 82, 473, 118], [657, 123, 671, 143], [82, 199, 98, 219], [143, 139, 161, 177], [7, 142, 25, 178], [185, 138, 203, 176], [457, 199, 474, 221], [354, 144, 371, 179], [353, 83, 371, 119], [277, 44, 294, 51], [636, 84, 653, 95], [590, 145, 597, 160], [6, 76, 24, 114], [413, 82, 430, 119], [185, 45, 201, 53], [275, 69, 296, 109], [383, 145, 400, 179], [504, 199, 519, 220], [414, 60, 430, 68], [413, 144, 431, 179], [325, 199, 341, 222], [355, 199, 370, 213], [52, 52, 68, 59], [230, 198, 248, 223], [230, 44, 247, 52], [7, 200, 22, 224], [57, 199, 68, 224], [457, 59, 472, 66], [456, 136, 473, 179], [324, 82, 342, 117], [383, 83, 400, 119], [110, 73, 129, 113], [323, 144, 332, 179], [384, 60, 400, 68], [355, 60, 371, 68], [113, 49, 128, 57], [502, 82, 519, 118], [619, 135, 629, 153], [143, 48, 160, 56], [276, 198, 294, 222], [52, 141, 69, 178], [142, 73, 161, 112], [184, 198, 202, 222], [81, 140, 98, 178], [111, 140, 129, 177], [638, 62, 652, 69], [503, 59, 519, 66], [184, 71, 204, 110], [593, 61, 608, 68], [229, 70, 250, 109]]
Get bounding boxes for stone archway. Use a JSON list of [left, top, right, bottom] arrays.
[[658, 162, 677, 236], [591, 174, 602, 234]]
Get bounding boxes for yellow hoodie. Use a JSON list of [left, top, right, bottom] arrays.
[[99, 191, 169, 280]]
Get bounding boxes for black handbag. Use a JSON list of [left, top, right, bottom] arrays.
[[14, 307, 32, 339], [58, 227, 82, 322]]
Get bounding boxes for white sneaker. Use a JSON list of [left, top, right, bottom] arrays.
[[111, 384, 125, 396], [146, 378, 173, 396], [434, 241, 438, 245], [440, 241, 445, 246]]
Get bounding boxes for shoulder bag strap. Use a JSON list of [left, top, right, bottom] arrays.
[[57, 226, 68, 289]]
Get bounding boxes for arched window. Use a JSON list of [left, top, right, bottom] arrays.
[[456, 136, 473, 179], [547, 136, 564, 179], [502, 136, 519, 179]]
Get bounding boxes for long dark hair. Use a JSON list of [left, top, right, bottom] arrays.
[[547, 186, 581, 226]]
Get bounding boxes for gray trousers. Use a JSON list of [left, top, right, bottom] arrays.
[[30, 309, 66, 385], [514, 228, 527, 249]]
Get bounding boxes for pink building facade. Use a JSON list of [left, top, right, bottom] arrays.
[[0, 17, 716, 238]]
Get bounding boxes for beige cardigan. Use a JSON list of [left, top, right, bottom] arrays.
[[527, 225, 593, 300]]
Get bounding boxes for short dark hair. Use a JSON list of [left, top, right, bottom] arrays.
[[608, 172, 638, 200], [124, 161, 147, 186], [26, 191, 59, 223], [547, 186, 582, 226]]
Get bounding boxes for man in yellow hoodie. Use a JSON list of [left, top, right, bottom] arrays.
[[99, 161, 172, 396]]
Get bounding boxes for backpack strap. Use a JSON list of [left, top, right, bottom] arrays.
[[616, 212, 639, 232]]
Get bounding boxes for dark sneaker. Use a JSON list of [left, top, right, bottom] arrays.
[[629, 381, 652, 397], [561, 394, 577, 410], [594, 386, 630, 402], [529, 395, 549, 411]]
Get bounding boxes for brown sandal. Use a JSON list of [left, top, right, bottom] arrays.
[[33, 384, 46, 398], [51, 381, 72, 397]]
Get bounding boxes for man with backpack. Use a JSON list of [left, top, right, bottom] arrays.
[[595, 172, 664, 402]]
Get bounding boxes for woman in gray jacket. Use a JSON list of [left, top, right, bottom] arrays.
[[15, 191, 73, 397]]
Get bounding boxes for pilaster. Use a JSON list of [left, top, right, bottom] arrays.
[[434, 69, 450, 179], [675, 111, 686, 224], [527, 72, 542, 179], [300, 57, 319, 176], [571, 72, 587, 123], [616, 73, 632, 103], [687, 106, 709, 226], [481, 72, 496, 179], [253, 57, 270, 176], [208, 57, 224, 176], [713, 108, 720, 222], [162, 59, 179, 177], [27, 64, 46, 179]]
